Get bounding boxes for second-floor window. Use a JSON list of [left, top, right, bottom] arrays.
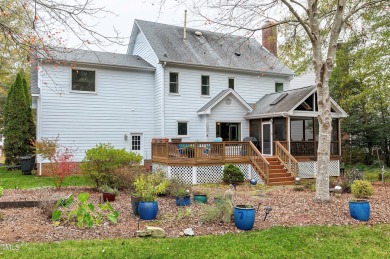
[[229, 78, 235, 90], [201, 75, 210, 96], [275, 82, 284, 92], [170, 72, 179, 93], [72, 69, 95, 92]]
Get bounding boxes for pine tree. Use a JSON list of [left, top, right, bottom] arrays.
[[3, 73, 31, 164], [22, 77, 36, 150]]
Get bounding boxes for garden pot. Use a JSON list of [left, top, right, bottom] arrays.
[[102, 192, 116, 202], [171, 138, 182, 143], [349, 200, 370, 221], [176, 195, 191, 206], [193, 194, 208, 203], [234, 205, 255, 231], [131, 196, 142, 216], [138, 201, 159, 220]]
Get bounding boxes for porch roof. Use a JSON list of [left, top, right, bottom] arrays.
[[245, 85, 348, 118]]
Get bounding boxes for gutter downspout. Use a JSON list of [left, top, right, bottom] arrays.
[[161, 62, 166, 136]]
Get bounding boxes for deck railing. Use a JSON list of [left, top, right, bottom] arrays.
[[152, 141, 254, 164], [290, 141, 339, 156], [152, 141, 270, 183], [275, 141, 299, 178], [248, 142, 270, 184]]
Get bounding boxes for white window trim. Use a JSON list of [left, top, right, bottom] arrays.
[[169, 71, 180, 94], [130, 133, 143, 152], [177, 121, 189, 137], [69, 68, 97, 94], [201, 75, 210, 96]]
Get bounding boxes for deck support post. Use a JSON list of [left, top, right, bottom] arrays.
[[192, 166, 197, 184]]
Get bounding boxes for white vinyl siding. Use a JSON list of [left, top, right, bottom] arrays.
[[131, 30, 163, 137], [163, 66, 289, 141], [39, 64, 155, 162]]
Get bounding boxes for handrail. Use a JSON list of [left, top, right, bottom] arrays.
[[275, 141, 299, 178], [248, 142, 270, 184]]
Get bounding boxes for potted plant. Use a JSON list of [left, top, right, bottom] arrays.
[[193, 187, 208, 203], [151, 137, 158, 143], [133, 172, 170, 220], [171, 138, 182, 143], [349, 180, 373, 221], [175, 188, 191, 206], [161, 137, 169, 143], [234, 204, 256, 230], [99, 185, 119, 202]]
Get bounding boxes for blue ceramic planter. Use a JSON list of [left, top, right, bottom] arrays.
[[349, 200, 370, 221], [176, 195, 191, 206], [234, 205, 255, 231], [138, 201, 158, 220]]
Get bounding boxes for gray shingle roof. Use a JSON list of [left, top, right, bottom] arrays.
[[39, 48, 154, 70], [135, 20, 293, 75], [247, 85, 316, 117]]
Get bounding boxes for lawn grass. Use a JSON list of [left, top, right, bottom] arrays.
[[1, 225, 389, 258], [0, 167, 89, 189]]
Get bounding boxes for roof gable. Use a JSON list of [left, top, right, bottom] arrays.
[[134, 20, 293, 75], [246, 86, 348, 118], [198, 89, 252, 115]]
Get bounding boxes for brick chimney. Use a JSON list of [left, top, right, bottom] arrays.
[[262, 20, 277, 56]]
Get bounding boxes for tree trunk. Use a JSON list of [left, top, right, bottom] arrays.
[[314, 62, 333, 202]]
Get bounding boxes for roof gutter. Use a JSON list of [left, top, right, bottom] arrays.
[[244, 112, 290, 119], [159, 61, 294, 77], [39, 59, 156, 72]]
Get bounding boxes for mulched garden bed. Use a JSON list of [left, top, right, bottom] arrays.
[[0, 183, 389, 243]]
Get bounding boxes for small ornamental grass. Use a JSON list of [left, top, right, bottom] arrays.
[[351, 180, 374, 199]]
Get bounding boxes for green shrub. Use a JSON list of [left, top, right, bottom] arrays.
[[0, 186, 3, 197], [81, 143, 142, 188], [222, 164, 244, 184], [133, 172, 170, 202], [351, 180, 374, 199], [52, 193, 119, 228]]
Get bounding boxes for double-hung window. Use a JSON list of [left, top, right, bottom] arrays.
[[201, 75, 210, 96], [178, 122, 188, 136], [169, 72, 179, 94], [229, 78, 235, 90], [71, 69, 95, 92]]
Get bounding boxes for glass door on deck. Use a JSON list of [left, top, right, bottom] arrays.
[[262, 122, 272, 155]]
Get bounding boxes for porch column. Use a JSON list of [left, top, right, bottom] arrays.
[[287, 116, 290, 152]]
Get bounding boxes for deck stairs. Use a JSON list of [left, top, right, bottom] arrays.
[[265, 157, 295, 185]]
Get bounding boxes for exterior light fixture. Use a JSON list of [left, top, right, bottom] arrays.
[[124, 134, 128, 141]]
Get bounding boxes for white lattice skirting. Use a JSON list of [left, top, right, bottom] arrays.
[[152, 163, 264, 185], [298, 160, 340, 178]]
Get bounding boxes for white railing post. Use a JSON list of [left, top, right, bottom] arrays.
[[192, 166, 197, 184]]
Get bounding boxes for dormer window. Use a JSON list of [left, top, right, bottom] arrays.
[[275, 82, 283, 92], [72, 69, 95, 92]]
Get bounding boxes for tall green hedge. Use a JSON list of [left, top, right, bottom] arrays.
[[3, 72, 34, 164]]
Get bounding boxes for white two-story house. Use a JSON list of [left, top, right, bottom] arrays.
[[32, 20, 347, 184]]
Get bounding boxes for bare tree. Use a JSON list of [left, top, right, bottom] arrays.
[[0, 0, 123, 65], [179, 0, 386, 201]]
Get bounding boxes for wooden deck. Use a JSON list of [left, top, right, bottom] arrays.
[[152, 141, 253, 165]]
